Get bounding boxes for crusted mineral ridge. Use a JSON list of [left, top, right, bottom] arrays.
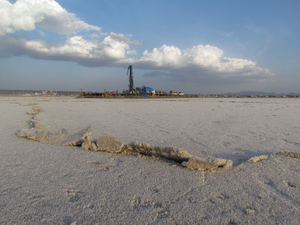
[[16, 104, 235, 172], [63, 126, 93, 146], [81, 136, 94, 151], [40, 133, 71, 145], [182, 156, 233, 171], [96, 136, 125, 153], [247, 155, 269, 163], [27, 106, 44, 115], [123, 142, 190, 163], [122, 142, 233, 171], [276, 151, 300, 159], [16, 129, 38, 141], [16, 128, 234, 171], [17, 106, 234, 172], [36, 130, 48, 142]]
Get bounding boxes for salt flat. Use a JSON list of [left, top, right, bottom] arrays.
[[0, 96, 299, 224]]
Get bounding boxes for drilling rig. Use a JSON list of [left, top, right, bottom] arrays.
[[127, 65, 134, 93]]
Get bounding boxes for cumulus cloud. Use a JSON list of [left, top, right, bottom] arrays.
[[134, 44, 274, 78], [126, 50, 137, 55], [0, 0, 274, 82], [0, 34, 131, 67], [90, 32, 107, 39], [110, 32, 142, 46], [0, 0, 100, 35]]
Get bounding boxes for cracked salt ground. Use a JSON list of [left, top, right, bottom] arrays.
[[1, 96, 300, 224]]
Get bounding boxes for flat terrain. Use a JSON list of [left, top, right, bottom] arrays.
[[0, 96, 299, 224]]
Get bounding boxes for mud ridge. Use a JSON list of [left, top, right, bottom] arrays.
[[16, 106, 238, 172], [276, 151, 300, 159]]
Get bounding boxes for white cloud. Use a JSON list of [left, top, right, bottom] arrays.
[[0, 34, 131, 66], [126, 50, 137, 55], [133, 44, 274, 78], [0, 0, 100, 35], [110, 32, 142, 45], [138, 45, 182, 67], [90, 32, 108, 39]]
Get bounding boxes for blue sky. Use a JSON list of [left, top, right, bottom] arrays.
[[0, 0, 299, 94]]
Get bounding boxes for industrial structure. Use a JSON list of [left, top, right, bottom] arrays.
[[127, 65, 134, 93], [79, 65, 183, 98]]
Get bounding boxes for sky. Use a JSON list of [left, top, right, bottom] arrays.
[[0, 0, 300, 94]]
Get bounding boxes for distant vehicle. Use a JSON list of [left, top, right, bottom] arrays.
[[178, 92, 184, 96], [169, 90, 178, 96], [157, 90, 168, 96]]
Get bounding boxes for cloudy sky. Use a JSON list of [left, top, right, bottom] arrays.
[[0, 0, 299, 94]]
